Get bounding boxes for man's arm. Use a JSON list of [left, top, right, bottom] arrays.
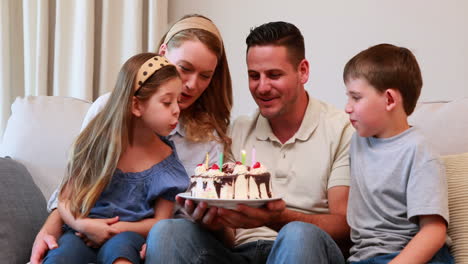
[[269, 186, 349, 241], [217, 186, 349, 241]]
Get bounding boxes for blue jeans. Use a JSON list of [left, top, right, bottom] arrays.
[[145, 219, 345, 264], [43, 229, 145, 264], [349, 244, 454, 264]]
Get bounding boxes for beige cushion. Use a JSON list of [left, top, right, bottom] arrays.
[[410, 98, 468, 155], [0, 96, 91, 200], [442, 152, 468, 264]]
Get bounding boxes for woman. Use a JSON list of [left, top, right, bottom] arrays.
[[30, 14, 233, 264]]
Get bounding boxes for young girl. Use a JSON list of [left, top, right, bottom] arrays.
[[43, 53, 189, 264], [32, 14, 233, 263]]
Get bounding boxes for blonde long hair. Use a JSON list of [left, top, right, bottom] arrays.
[[60, 53, 180, 218], [159, 14, 233, 158]]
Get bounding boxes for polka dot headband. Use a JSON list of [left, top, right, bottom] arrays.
[[134, 55, 172, 95]]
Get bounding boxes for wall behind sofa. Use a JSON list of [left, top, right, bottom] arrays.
[[169, 0, 468, 119]]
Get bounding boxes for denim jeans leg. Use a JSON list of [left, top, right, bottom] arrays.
[[97, 231, 146, 264], [266, 221, 345, 264], [145, 219, 249, 264], [43, 230, 97, 264], [233, 240, 274, 264]]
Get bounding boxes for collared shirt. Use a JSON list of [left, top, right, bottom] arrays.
[[229, 95, 354, 246]]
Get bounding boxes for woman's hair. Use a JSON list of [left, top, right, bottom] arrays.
[[59, 53, 179, 218], [159, 14, 233, 158]]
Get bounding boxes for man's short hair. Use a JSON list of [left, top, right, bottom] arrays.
[[246, 21, 305, 68], [343, 43, 423, 115]]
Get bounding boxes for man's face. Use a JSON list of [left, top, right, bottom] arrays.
[[247, 45, 307, 121]]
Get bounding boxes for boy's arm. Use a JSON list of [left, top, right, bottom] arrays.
[[389, 215, 447, 264], [110, 197, 175, 237]]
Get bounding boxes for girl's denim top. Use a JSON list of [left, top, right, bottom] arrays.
[[88, 138, 189, 222]]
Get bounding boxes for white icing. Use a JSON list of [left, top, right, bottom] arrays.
[[205, 168, 225, 177], [250, 163, 267, 174], [194, 165, 207, 176], [233, 164, 248, 175]]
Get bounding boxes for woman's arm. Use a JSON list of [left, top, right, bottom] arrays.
[[110, 197, 175, 237], [389, 215, 447, 264], [30, 210, 63, 264]]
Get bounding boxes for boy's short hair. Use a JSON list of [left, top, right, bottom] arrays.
[[343, 44, 423, 115], [246, 21, 305, 68]]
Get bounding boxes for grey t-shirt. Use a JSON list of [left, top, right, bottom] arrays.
[[347, 127, 449, 262]]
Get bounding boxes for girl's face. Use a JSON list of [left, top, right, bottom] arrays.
[[161, 40, 218, 110], [138, 77, 182, 136]]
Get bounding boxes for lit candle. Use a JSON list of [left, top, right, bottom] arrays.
[[251, 147, 256, 166], [218, 153, 224, 171], [241, 150, 246, 165], [205, 153, 209, 168]]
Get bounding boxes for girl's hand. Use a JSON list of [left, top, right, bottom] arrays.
[[75, 216, 120, 246]]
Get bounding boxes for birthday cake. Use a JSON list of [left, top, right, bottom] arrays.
[[187, 161, 273, 200]]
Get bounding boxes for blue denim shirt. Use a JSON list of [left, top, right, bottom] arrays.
[[88, 138, 189, 222]]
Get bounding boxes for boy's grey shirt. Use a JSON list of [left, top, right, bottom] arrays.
[[347, 127, 449, 262]]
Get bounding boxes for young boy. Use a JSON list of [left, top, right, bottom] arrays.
[[344, 44, 454, 264]]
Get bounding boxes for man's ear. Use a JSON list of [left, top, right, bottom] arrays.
[[158, 44, 167, 56], [297, 59, 310, 84], [131, 96, 143, 117], [385, 89, 401, 111]]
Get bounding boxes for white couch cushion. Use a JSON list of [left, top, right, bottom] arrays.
[[0, 96, 91, 200], [409, 98, 468, 155]]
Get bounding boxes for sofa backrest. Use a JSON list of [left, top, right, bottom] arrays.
[[409, 97, 468, 155], [0, 96, 91, 200]]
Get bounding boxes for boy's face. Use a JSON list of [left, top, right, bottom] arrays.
[[345, 78, 389, 138]]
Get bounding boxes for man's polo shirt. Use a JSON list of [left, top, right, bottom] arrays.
[[229, 96, 354, 245]]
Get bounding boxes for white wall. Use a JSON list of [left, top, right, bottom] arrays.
[[169, 0, 468, 118]]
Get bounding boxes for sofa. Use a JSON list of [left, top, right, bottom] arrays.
[[1, 96, 467, 264]]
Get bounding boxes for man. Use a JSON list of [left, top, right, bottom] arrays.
[[146, 21, 353, 264]]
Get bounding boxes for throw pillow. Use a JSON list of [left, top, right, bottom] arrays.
[[0, 157, 48, 264], [442, 152, 468, 264]]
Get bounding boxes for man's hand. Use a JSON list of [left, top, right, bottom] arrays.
[[217, 199, 286, 229], [75, 216, 120, 247], [176, 195, 224, 231], [30, 230, 59, 264]]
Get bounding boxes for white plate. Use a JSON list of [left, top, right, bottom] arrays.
[[178, 192, 282, 209]]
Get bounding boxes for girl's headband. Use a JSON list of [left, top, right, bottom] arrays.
[[134, 55, 172, 95], [163, 16, 223, 52]]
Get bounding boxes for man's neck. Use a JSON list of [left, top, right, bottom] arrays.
[[269, 91, 309, 144]]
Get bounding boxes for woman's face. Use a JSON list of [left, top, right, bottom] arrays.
[[162, 40, 218, 110]]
